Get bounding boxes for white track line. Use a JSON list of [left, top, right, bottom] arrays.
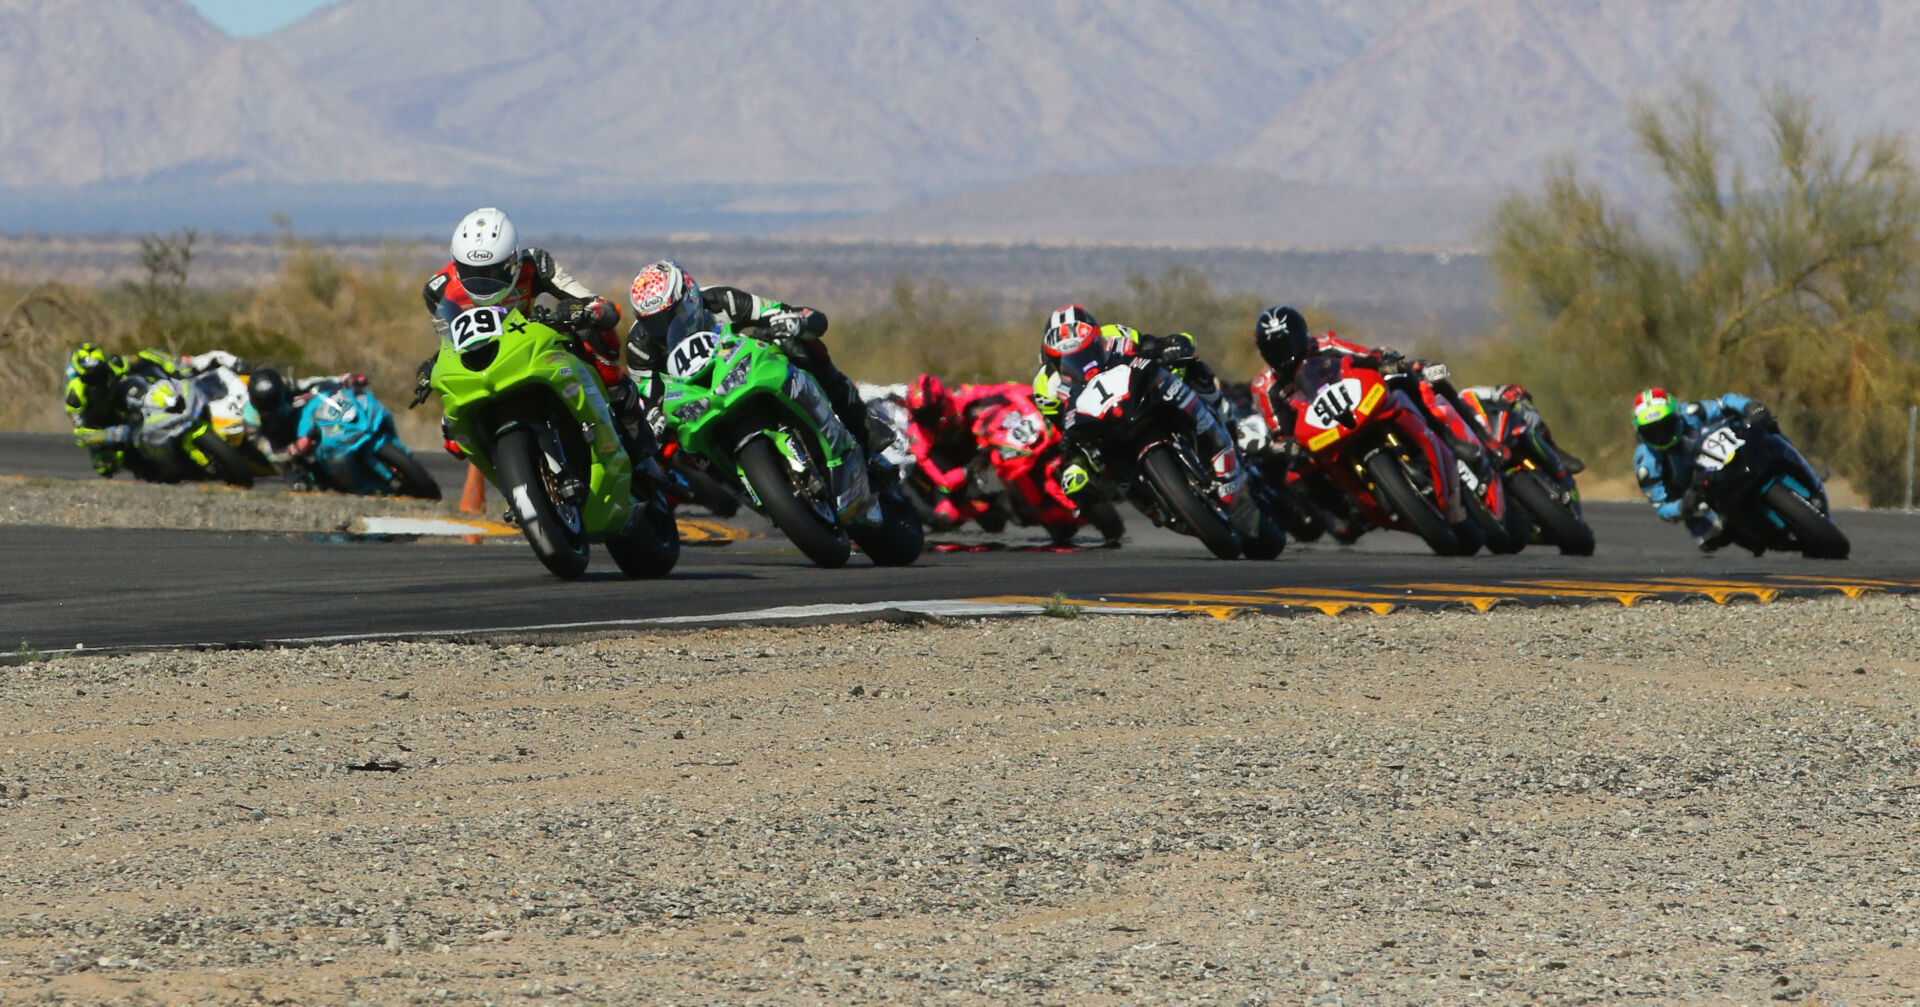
[[3, 599, 1181, 660]]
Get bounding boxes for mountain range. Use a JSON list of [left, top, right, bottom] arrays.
[[3, 0, 1917, 246]]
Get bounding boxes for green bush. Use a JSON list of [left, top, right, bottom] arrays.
[[1485, 81, 1920, 504]]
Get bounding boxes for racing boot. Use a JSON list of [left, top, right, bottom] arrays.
[[1211, 448, 1261, 540]]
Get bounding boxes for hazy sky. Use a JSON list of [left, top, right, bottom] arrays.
[[189, 0, 335, 36]]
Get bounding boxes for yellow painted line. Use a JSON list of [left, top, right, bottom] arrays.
[[1254, 586, 1518, 613], [679, 518, 747, 546], [1635, 578, 1782, 604], [1123, 590, 1381, 617], [1510, 580, 1691, 606], [1399, 581, 1655, 606], [969, 595, 1247, 620]]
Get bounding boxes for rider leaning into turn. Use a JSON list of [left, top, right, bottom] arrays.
[[245, 364, 369, 490], [903, 373, 1025, 527], [1631, 387, 1779, 551], [63, 344, 184, 477], [623, 259, 893, 458], [1028, 304, 1240, 504], [414, 208, 650, 458], [1245, 304, 1500, 466]]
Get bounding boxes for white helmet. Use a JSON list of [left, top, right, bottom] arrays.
[[450, 207, 519, 306]]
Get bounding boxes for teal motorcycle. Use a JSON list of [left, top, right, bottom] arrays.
[[661, 327, 922, 568]]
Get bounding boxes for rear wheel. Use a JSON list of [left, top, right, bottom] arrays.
[[193, 432, 254, 488], [1083, 498, 1126, 541], [849, 484, 925, 566], [1142, 445, 1241, 560], [1240, 492, 1288, 561], [738, 436, 851, 568], [605, 497, 681, 578], [1510, 470, 1594, 555], [1465, 484, 1523, 554], [1764, 482, 1850, 559], [495, 427, 590, 579], [375, 443, 442, 500], [670, 453, 739, 517], [1363, 450, 1457, 555]]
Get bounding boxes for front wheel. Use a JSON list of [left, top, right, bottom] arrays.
[[738, 436, 851, 568], [605, 497, 681, 578], [1509, 470, 1594, 555], [1763, 482, 1849, 559], [1142, 445, 1241, 560], [193, 432, 254, 488], [375, 442, 442, 500], [1363, 449, 1456, 555], [495, 427, 590, 579], [1240, 492, 1288, 561], [849, 483, 925, 566]]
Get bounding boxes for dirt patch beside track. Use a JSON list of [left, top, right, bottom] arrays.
[[0, 475, 456, 534], [3, 596, 1918, 1004]]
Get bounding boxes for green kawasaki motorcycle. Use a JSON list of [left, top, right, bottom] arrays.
[[431, 302, 679, 579], [661, 326, 923, 568]]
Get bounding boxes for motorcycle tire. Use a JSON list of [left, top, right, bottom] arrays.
[[1142, 445, 1241, 560], [671, 454, 739, 517], [739, 436, 851, 568], [495, 427, 591, 579], [849, 484, 925, 567], [1240, 498, 1288, 561], [1084, 499, 1127, 541], [1763, 482, 1850, 559], [605, 497, 681, 578], [1363, 450, 1457, 555], [1465, 487, 1523, 555], [193, 432, 254, 488], [1510, 470, 1594, 556], [975, 499, 1011, 534], [375, 443, 442, 500]]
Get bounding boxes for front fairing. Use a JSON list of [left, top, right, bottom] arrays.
[[128, 377, 206, 455], [433, 307, 632, 534]]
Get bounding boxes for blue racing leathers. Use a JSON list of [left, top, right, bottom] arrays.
[[1634, 393, 1753, 535]]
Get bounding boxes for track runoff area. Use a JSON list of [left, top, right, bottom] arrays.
[[3, 498, 1918, 659]]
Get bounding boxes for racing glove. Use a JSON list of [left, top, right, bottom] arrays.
[[766, 311, 808, 340], [1742, 400, 1776, 431], [409, 356, 434, 408]]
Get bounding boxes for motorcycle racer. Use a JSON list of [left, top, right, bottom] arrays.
[[246, 366, 369, 490], [413, 208, 650, 459], [904, 373, 1024, 528], [64, 344, 183, 476], [1029, 304, 1241, 504], [1632, 387, 1783, 551], [625, 260, 892, 458], [1465, 383, 1585, 475], [1247, 304, 1497, 466]]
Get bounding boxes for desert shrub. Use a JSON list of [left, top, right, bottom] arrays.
[[1486, 82, 1920, 503]]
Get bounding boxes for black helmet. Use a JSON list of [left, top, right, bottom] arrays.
[[1253, 305, 1311, 373], [248, 367, 291, 417]]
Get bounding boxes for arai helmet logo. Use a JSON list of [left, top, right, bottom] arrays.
[[467, 249, 494, 262]]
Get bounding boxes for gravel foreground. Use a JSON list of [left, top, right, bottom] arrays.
[[4, 597, 1920, 1005]]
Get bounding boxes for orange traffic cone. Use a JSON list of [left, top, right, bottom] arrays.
[[460, 463, 486, 545]]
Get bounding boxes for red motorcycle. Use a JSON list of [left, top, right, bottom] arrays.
[[974, 394, 1124, 544], [1286, 354, 1477, 555]]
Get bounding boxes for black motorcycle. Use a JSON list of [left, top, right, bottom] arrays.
[[1468, 390, 1594, 555], [1060, 349, 1283, 560], [1680, 417, 1848, 559]]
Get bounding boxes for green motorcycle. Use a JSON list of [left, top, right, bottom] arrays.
[[661, 326, 922, 568], [431, 302, 679, 579]]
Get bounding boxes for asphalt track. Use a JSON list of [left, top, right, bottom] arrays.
[[4, 462, 1918, 655]]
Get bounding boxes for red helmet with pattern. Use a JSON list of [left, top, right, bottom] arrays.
[[629, 260, 705, 346], [906, 373, 954, 426]]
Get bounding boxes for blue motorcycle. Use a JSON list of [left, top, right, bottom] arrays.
[[299, 383, 442, 499], [1680, 417, 1847, 559]]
